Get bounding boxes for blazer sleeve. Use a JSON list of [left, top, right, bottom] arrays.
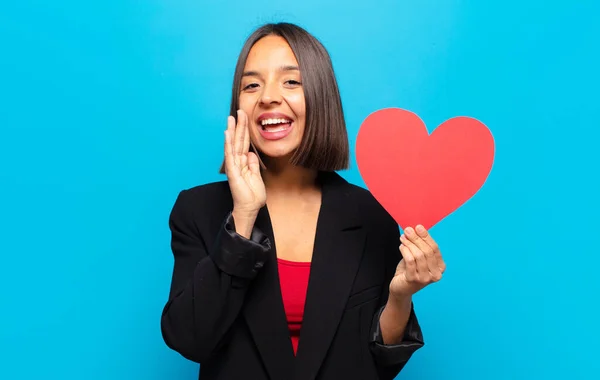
[[160, 189, 271, 363], [369, 211, 425, 378]]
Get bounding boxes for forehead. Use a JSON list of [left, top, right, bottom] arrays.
[[244, 35, 299, 69]]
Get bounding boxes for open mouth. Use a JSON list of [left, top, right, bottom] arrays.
[[260, 118, 293, 132], [257, 116, 294, 140]]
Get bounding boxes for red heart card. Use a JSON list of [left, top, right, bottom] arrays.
[[356, 108, 495, 230]]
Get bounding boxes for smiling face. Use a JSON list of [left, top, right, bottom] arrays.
[[219, 23, 350, 175], [238, 35, 306, 161]]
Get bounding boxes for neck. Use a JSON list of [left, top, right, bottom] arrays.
[[261, 158, 320, 195]]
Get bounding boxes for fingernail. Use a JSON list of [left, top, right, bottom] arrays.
[[405, 227, 413, 236], [416, 225, 426, 233]]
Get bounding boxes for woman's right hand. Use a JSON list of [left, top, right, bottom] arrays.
[[225, 110, 266, 236]]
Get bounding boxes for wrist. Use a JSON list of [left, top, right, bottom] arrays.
[[231, 210, 258, 239], [387, 293, 412, 312]]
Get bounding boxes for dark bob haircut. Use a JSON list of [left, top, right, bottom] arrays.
[[219, 23, 349, 173]]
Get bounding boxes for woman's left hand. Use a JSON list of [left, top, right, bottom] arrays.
[[389, 225, 446, 300]]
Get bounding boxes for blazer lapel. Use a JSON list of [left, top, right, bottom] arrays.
[[294, 172, 366, 380], [243, 206, 295, 380]]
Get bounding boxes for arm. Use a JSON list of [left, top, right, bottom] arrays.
[[369, 215, 424, 378], [160, 190, 270, 363], [379, 294, 413, 344]]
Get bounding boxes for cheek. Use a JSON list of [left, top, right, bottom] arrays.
[[248, 125, 260, 142], [286, 93, 306, 119], [238, 94, 257, 114]]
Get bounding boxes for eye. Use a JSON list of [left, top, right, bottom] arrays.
[[285, 80, 302, 87], [242, 83, 259, 91]]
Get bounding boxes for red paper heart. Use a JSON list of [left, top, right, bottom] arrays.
[[356, 108, 495, 230]]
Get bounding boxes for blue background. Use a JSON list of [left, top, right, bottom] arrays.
[[1, 1, 599, 379]]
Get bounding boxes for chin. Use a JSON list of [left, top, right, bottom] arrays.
[[256, 144, 299, 162]]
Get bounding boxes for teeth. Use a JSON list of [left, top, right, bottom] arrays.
[[261, 118, 291, 126], [264, 126, 288, 132]]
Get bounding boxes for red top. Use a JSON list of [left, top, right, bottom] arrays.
[[277, 258, 311, 355]]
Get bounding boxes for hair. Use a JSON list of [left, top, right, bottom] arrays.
[[219, 22, 349, 173]]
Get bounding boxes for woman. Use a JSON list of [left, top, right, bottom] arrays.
[[161, 22, 446, 380]]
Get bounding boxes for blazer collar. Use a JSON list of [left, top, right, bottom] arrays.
[[242, 171, 366, 380]]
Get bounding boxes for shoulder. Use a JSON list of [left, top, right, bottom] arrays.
[[175, 180, 231, 206], [169, 180, 233, 226], [333, 179, 401, 256], [345, 182, 397, 228], [325, 172, 396, 230]]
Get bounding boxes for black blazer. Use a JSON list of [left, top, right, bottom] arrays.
[[161, 171, 424, 380]]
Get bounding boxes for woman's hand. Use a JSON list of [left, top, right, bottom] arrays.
[[224, 110, 266, 236], [389, 225, 446, 300]]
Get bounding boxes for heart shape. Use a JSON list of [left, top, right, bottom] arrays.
[[356, 108, 495, 230]]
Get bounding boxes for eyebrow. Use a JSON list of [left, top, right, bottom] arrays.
[[242, 65, 300, 77]]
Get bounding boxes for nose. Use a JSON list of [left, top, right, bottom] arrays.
[[259, 81, 282, 105]]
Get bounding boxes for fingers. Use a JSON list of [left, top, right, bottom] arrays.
[[224, 116, 236, 173], [234, 109, 251, 170], [401, 226, 444, 283], [415, 225, 441, 259], [409, 227, 441, 281], [248, 152, 261, 176], [414, 225, 446, 274], [242, 110, 250, 155], [226, 110, 251, 172], [399, 243, 417, 282], [400, 233, 430, 282], [235, 110, 248, 153]]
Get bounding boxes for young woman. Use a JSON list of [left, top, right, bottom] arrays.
[[161, 22, 446, 380]]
